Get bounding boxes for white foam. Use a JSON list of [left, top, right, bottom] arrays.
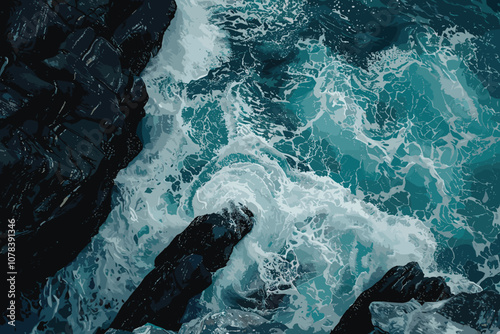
[[186, 133, 437, 332], [142, 0, 231, 84]]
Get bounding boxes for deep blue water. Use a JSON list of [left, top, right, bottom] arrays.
[[31, 0, 500, 333]]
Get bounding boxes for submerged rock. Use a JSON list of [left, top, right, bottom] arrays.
[[331, 262, 452, 333], [105, 324, 176, 334], [106, 205, 255, 332], [370, 289, 500, 334], [179, 309, 288, 334], [370, 299, 422, 333], [370, 299, 479, 334], [436, 290, 500, 332]]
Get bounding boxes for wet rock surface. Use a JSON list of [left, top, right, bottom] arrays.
[[370, 289, 500, 333], [369, 299, 477, 334], [0, 0, 176, 296], [105, 324, 176, 334], [106, 205, 255, 332], [334, 262, 500, 333], [435, 290, 500, 332], [179, 309, 288, 334], [331, 262, 452, 333]]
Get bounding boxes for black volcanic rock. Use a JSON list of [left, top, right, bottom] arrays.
[[0, 0, 176, 298], [369, 289, 500, 333], [437, 290, 500, 332], [106, 205, 255, 332], [331, 262, 452, 333]]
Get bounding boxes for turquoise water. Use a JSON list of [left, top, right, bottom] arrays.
[[34, 0, 500, 333]]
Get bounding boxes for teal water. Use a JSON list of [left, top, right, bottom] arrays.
[[33, 0, 500, 333]]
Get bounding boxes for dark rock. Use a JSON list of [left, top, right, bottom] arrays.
[[369, 289, 500, 333], [1, 61, 55, 97], [106, 205, 255, 332], [437, 290, 500, 332], [60, 27, 97, 55], [331, 262, 452, 333], [0, 82, 25, 118], [105, 0, 144, 33], [0, 0, 177, 305], [105, 326, 175, 334], [112, 0, 176, 74], [180, 309, 288, 333], [84, 38, 125, 93], [487, 0, 500, 12]]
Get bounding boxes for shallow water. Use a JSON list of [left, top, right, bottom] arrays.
[[33, 0, 500, 333]]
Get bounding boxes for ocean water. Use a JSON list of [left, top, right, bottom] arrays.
[[32, 0, 500, 333]]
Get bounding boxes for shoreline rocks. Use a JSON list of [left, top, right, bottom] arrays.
[[331, 262, 452, 333], [0, 0, 176, 294], [105, 205, 255, 332], [332, 262, 500, 333]]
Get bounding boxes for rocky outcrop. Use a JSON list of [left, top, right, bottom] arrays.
[[179, 309, 288, 333], [333, 262, 500, 333], [435, 290, 500, 332], [105, 325, 176, 334], [331, 262, 452, 333], [370, 290, 500, 333], [0, 0, 175, 294], [105, 205, 255, 332]]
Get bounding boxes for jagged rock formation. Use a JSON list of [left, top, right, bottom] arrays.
[[333, 262, 500, 333], [331, 262, 452, 333], [105, 325, 176, 334], [179, 309, 288, 333], [370, 290, 500, 333], [0, 0, 175, 294], [435, 290, 500, 332], [105, 205, 255, 332]]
